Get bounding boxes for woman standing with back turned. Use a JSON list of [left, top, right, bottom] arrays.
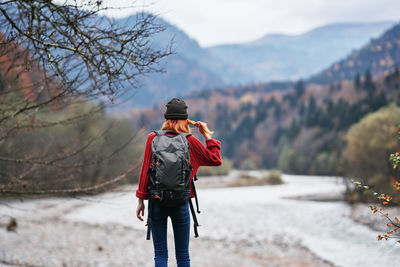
[[136, 97, 222, 267]]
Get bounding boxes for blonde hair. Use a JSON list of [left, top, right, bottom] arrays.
[[161, 119, 214, 135]]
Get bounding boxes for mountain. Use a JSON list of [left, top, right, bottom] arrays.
[[111, 17, 395, 109], [206, 21, 396, 84], [131, 22, 400, 176], [112, 14, 231, 109], [146, 16, 247, 85], [310, 22, 400, 84]]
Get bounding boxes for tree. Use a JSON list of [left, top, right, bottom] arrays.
[[354, 72, 361, 89], [341, 104, 400, 192], [305, 95, 318, 127], [0, 1, 171, 196], [351, 123, 400, 243], [363, 69, 376, 96], [295, 79, 305, 99], [0, 1, 171, 101]]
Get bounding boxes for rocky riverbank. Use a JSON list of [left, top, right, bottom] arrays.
[[4, 173, 399, 267], [1, 195, 334, 267]]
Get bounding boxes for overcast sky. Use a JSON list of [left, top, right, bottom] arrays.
[[92, 0, 399, 47]]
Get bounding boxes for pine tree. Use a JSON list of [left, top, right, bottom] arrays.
[[395, 66, 400, 77], [354, 72, 361, 89], [363, 69, 376, 97], [295, 80, 305, 99], [0, 72, 4, 92]]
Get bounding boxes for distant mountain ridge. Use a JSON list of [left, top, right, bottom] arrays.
[[112, 14, 227, 109], [111, 15, 395, 109], [206, 21, 396, 83], [310, 22, 400, 84]]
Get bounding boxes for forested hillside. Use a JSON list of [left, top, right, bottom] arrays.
[[133, 68, 399, 175], [131, 22, 400, 175], [310, 22, 400, 84]]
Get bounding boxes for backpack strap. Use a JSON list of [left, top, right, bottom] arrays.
[[183, 134, 200, 236], [146, 199, 153, 240], [189, 174, 201, 238], [192, 175, 201, 213], [189, 198, 199, 238]]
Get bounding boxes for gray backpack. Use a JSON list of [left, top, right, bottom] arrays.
[[146, 130, 200, 240], [148, 130, 192, 202]]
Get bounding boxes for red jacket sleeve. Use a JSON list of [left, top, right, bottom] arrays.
[[135, 133, 156, 199], [189, 136, 222, 167]]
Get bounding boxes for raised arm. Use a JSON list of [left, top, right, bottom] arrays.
[[189, 136, 222, 166]]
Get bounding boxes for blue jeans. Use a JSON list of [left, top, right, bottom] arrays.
[[151, 202, 191, 267]]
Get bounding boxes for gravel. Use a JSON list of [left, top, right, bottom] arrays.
[[1, 181, 335, 267]]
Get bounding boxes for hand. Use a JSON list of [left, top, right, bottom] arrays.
[[136, 199, 145, 221], [195, 121, 211, 140]]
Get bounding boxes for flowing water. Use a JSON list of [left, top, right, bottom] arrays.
[[2, 173, 400, 266]]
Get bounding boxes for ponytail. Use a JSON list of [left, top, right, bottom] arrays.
[[187, 119, 214, 136], [161, 119, 214, 136]]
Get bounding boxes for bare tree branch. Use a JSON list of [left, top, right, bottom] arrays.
[[0, 1, 168, 197]]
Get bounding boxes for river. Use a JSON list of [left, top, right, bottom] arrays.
[[2, 172, 400, 266]]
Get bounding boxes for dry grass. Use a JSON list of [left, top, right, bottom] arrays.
[[228, 170, 283, 187]]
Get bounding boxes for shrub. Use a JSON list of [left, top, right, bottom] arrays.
[[264, 169, 283, 185], [228, 169, 283, 187], [341, 103, 400, 194]]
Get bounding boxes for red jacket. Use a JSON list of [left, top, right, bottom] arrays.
[[136, 132, 222, 199]]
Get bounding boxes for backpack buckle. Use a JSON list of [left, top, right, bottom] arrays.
[[150, 190, 163, 202], [164, 191, 173, 200]]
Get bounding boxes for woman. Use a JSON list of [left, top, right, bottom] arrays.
[[136, 97, 222, 267]]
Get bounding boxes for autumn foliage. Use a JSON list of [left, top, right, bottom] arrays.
[[351, 123, 400, 243]]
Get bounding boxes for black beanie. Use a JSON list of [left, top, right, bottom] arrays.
[[164, 97, 188, 120]]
